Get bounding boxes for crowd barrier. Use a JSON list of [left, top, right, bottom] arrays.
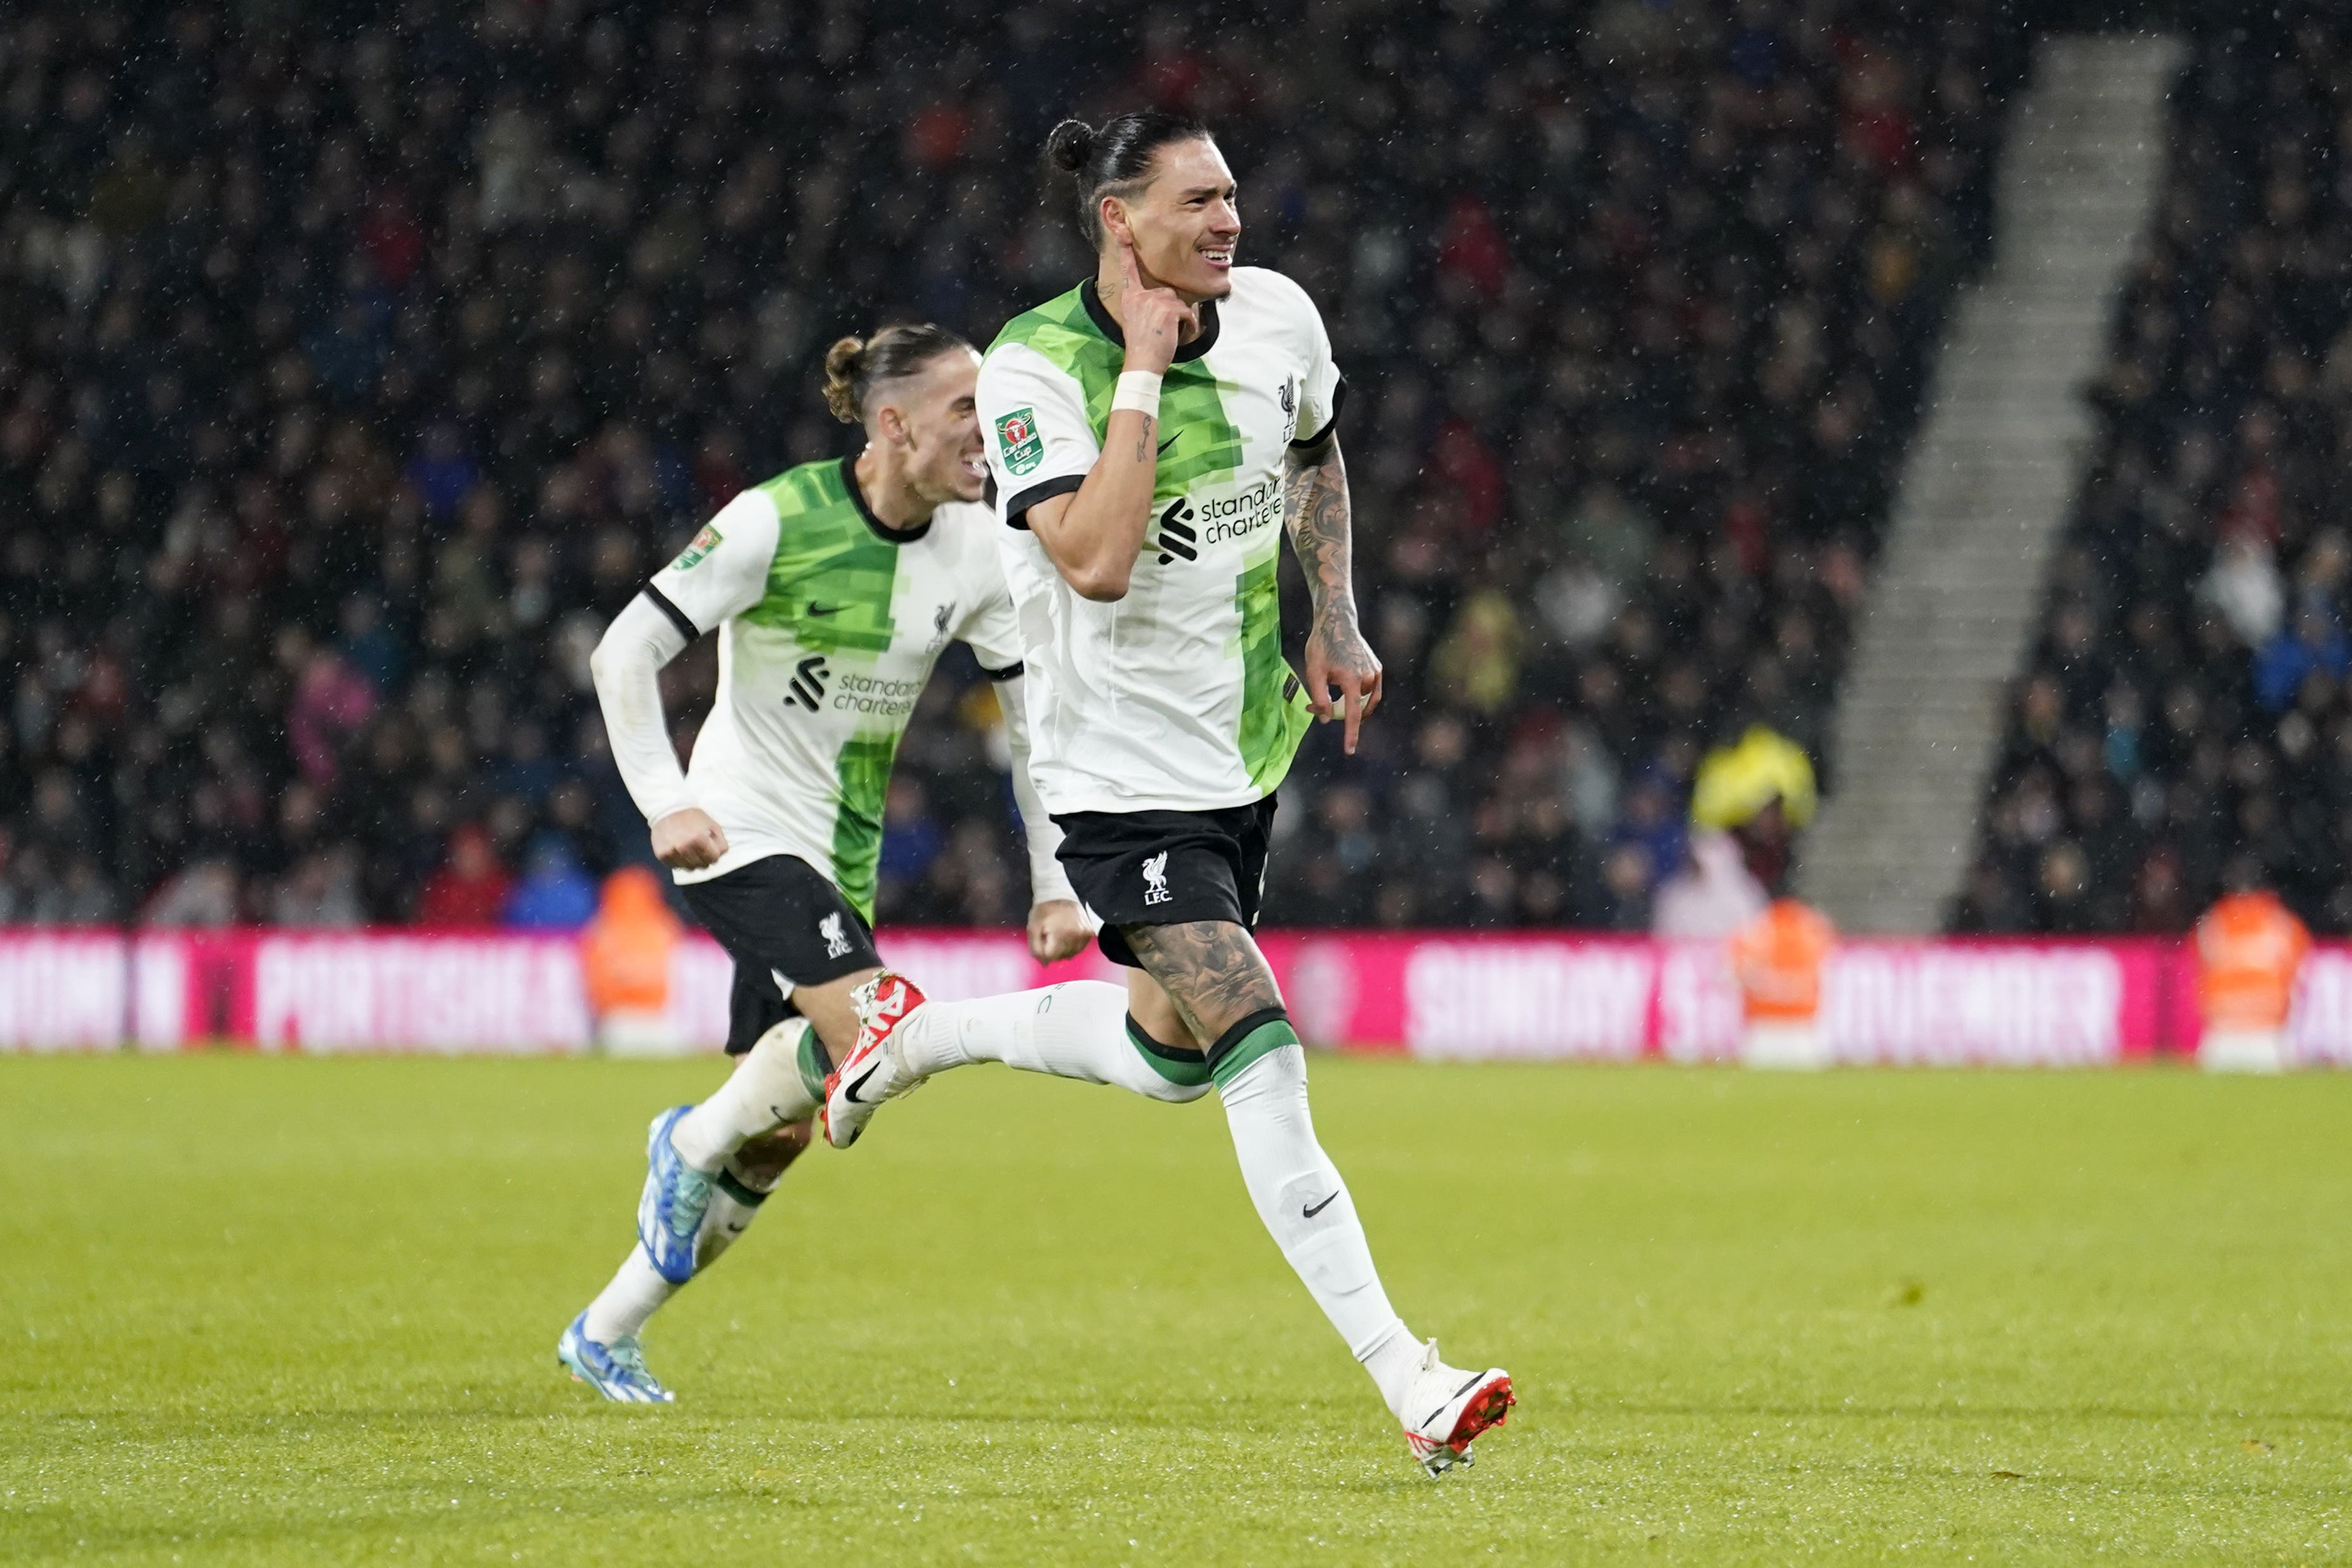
[[3, 927, 2349, 1065]]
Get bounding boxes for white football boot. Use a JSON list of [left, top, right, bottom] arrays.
[[1400, 1340, 1515, 1476], [821, 970, 928, 1149]]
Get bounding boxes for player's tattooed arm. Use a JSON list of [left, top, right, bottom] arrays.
[[1283, 433, 1383, 753], [1283, 433, 1353, 625], [1123, 920, 1283, 1044]]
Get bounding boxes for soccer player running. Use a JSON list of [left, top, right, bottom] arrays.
[[560, 326, 1217, 1402], [820, 114, 1514, 1475]]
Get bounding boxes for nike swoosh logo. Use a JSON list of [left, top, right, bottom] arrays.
[[1422, 1372, 1486, 1430], [807, 602, 842, 616], [1158, 433, 1179, 454], [842, 1063, 881, 1104], [1302, 1192, 1338, 1218]]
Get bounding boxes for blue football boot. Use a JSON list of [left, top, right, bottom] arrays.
[[557, 1310, 674, 1403]]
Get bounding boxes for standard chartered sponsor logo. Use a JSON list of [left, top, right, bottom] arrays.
[[1194, 476, 1284, 544], [780, 663, 923, 720], [1157, 478, 1285, 563], [827, 669, 925, 716]]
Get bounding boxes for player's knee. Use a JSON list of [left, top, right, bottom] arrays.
[[1128, 1072, 1213, 1105], [1206, 1007, 1304, 1095], [1120, 1010, 1215, 1104]]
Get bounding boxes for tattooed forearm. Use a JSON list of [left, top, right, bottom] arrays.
[[1284, 434, 1382, 743], [1122, 920, 1283, 1043], [1284, 436, 1357, 631], [1136, 415, 1153, 464]]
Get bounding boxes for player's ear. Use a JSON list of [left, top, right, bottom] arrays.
[[1099, 194, 1133, 249], [873, 403, 908, 447]]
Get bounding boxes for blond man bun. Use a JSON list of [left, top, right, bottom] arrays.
[[818, 324, 971, 426]]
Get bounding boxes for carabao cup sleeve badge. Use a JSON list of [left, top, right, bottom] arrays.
[[996, 407, 1045, 477], [670, 522, 722, 570]]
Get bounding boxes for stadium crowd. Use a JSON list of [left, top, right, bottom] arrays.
[[1957, 5, 2352, 936], [0, 0, 2021, 931]]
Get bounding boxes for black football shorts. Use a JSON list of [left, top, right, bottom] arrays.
[[1051, 796, 1278, 968], [678, 853, 881, 1054]]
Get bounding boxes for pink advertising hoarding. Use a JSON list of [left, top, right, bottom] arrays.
[[0, 927, 2337, 1064]]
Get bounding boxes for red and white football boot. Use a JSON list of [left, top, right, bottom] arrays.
[[1400, 1340, 1515, 1477], [821, 970, 928, 1149]]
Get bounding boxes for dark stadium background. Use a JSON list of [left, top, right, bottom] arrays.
[[13, 9, 2352, 1560], [2, 0, 2336, 940]]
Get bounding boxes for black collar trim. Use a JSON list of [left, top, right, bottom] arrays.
[[840, 456, 931, 543], [1079, 278, 1220, 362]]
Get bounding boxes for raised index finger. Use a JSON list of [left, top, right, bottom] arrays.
[[1118, 239, 1145, 294]]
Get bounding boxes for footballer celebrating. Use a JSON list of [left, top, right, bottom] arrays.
[[560, 326, 1215, 1401], [821, 114, 1514, 1474]]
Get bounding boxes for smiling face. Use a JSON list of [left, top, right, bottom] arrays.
[[873, 348, 986, 505], [1101, 135, 1240, 303]]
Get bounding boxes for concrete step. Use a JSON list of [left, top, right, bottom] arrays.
[[1796, 30, 2184, 934]]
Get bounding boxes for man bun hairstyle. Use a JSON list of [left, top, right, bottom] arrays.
[[1045, 118, 1097, 173], [1045, 110, 1213, 247], [819, 323, 972, 425]]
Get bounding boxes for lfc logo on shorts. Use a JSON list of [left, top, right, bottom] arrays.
[[1142, 851, 1172, 906], [819, 912, 852, 959], [996, 407, 1043, 477]]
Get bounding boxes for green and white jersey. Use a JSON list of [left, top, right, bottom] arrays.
[[977, 267, 1343, 815], [642, 458, 1024, 919]]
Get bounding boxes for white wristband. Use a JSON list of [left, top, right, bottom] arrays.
[[1111, 371, 1163, 421]]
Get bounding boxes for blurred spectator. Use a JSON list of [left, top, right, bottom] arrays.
[[877, 777, 947, 919], [1730, 897, 1837, 1069], [286, 637, 378, 792], [1595, 844, 1656, 932], [2194, 874, 2311, 1072], [583, 866, 684, 1052], [501, 832, 597, 931], [1690, 725, 1818, 892], [271, 846, 365, 928], [1429, 591, 1524, 716], [416, 826, 510, 929], [142, 859, 241, 928], [1613, 781, 1688, 907], [2253, 605, 2349, 713], [1653, 829, 1771, 940], [2200, 539, 2283, 647], [504, 834, 598, 930]]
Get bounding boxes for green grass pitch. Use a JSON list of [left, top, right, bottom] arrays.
[[3, 1053, 2348, 1565]]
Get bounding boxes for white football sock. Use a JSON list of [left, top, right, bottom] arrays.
[[672, 1018, 819, 1171], [581, 1160, 776, 1345], [583, 1246, 676, 1343], [1359, 1322, 1424, 1416], [1219, 1041, 1416, 1418], [892, 980, 1210, 1104], [694, 1165, 770, 1270]]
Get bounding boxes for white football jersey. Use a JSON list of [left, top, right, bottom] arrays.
[[643, 458, 1023, 919], [977, 266, 1343, 816]]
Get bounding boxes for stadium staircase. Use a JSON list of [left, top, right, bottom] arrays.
[[1797, 32, 2184, 933]]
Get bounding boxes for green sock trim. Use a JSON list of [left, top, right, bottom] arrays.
[[1209, 1014, 1299, 1091], [715, 1168, 770, 1208], [1125, 1016, 1212, 1088], [794, 1021, 833, 1105]]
